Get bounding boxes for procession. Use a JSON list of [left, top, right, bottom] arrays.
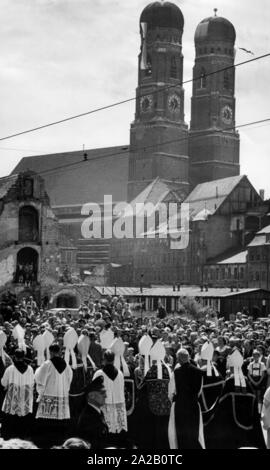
[[0, 292, 270, 449]]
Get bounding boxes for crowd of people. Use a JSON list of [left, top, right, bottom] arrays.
[[0, 291, 270, 449]]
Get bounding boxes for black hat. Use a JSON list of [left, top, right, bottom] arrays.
[[84, 376, 104, 395]]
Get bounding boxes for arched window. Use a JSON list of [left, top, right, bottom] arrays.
[[170, 56, 177, 78], [199, 68, 206, 88], [19, 206, 39, 242], [15, 247, 38, 285], [224, 70, 230, 90]]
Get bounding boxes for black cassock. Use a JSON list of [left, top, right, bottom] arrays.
[[133, 364, 171, 448], [171, 363, 204, 449], [199, 366, 225, 426], [204, 375, 266, 449]]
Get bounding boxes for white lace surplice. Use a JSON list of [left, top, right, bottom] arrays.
[[35, 360, 73, 420], [93, 369, 127, 433], [1, 365, 34, 416]]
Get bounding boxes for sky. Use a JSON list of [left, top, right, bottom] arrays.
[[1, 0, 270, 197]]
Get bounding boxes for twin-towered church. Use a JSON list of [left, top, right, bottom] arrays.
[[13, 2, 268, 288]]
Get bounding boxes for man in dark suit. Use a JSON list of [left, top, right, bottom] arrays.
[[77, 376, 109, 449]]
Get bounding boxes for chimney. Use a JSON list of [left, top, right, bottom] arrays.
[[204, 284, 208, 292], [173, 284, 176, 292], [259, 189, 265, 201], [177, 283, 181, 291], [200, 285, 203, 292], [230, 286, 234, 292]]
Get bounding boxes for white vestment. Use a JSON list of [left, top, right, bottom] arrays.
[[35, 360, 73, 420], [93, 368, 127, 433], [1, 364, 34, 416]]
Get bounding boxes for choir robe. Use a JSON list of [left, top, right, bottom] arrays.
[[34, 357, 73, 448], [205, 375, 266, 449], [1, 362, 34, 440], [93, 366, 127, 434]]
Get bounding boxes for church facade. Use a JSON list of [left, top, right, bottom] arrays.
[[12, 2, 269, 290]]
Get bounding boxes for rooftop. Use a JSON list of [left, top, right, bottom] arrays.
[[184, 175, 244, 220], [12, 145, 130, 206], [92, 286, 266, 298]]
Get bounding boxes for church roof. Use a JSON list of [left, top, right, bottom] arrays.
[[140, 2, 184, 31], [195, 15, 236, 43], [184, 175, 244, 220], [12, 145, 130, 206]]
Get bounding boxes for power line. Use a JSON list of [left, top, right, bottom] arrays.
[[21, 117, 270, 178], [1, 52, 270, 143]]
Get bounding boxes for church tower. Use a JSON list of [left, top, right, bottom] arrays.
[[189, 11, 240, 187], [127, 1, 189, 202]]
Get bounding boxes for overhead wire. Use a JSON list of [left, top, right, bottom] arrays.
[[0, 52, 269, 142]]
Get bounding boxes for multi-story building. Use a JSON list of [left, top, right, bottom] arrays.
[[10, 2, 270, 291]]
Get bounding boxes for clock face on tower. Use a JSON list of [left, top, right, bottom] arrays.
[[140, 95, 153, 113], [221, 105, 233, 124], [168, 94, 181, 112]]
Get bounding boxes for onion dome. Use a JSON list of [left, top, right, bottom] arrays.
[[140, 1, 184, 31], [195, 10, 236, 44]]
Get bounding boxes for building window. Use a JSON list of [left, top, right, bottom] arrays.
[[170, 56, 177, 78], [216, 269, 219, 280], [146, 54, 152, 75], [211, 47, 214, 53], [240, 267, 244, 279], [23, 178, 34, 198], [19, 206, 39, 242], [224, 70, 230, 90], [228, 268, 231, 279], [199, 68, 206, 88], [234, 267, 238, 279], [222, 268, 225, 279], [255, 271, 260, 281]]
